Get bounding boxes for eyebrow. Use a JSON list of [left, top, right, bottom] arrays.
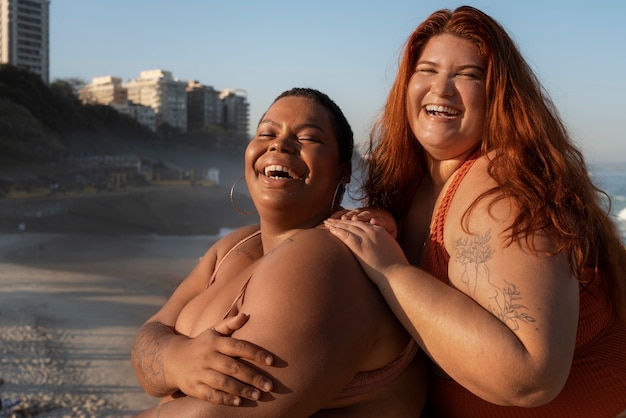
[[417, 60, 486, 73], [259, 119, 327, 134]]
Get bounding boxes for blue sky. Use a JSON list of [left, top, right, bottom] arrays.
[[50, 1, 626, 163]]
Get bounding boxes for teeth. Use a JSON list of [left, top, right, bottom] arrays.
[[425, 104, 459, 117], [264, 165, 299, 179]]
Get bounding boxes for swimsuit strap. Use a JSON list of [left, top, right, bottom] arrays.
[[207, 229, 261, 288], [430, 150, 481, 246], [335, 339, 419, 399], [222, 276, 252, 320], [421, 150, 481, 283]]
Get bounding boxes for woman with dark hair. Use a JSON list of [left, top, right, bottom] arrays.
[[325, 6, 626, 417], [131, 87, 426, 417]]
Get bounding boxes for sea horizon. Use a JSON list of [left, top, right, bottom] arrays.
[[589, 162, 626, 244]]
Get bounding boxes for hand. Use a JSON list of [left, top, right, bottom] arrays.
[[330, 207, 398, 239], [169, 313, 274, 406], [323, 218, 407, 285]]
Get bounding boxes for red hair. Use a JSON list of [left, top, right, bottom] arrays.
[[363, 6, 626, 319]]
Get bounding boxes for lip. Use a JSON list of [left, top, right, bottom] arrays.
[[422, 103, 462, 119], [262, 164, 301, 180], [254, 158, 307, 183]]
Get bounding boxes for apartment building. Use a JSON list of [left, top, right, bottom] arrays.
[[126, 69, 187, 133], [78, 75, 156, 132], [79, 76, 127, 105], [220, 89, 250, 138], [118, 102, 157, 132], [78, 70, 250, 139], [186, 80, 222, 132], [0, 0, 49, 83]]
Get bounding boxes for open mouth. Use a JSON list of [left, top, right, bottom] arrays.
[[425, 104, 460, 119], [263, 164, 301, 180]]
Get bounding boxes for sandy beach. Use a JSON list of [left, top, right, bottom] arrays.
[[0, 185, 258, 417]]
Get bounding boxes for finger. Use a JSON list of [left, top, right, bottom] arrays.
[[189, 384, 245, 406], [325, 218, 373, 234], [324, 221, 364, 245], [350, 210, 374, 220], [339, 210, 357, 219], [201, 365, 273, 400], [212, 312, 250, 336], [211, 333, 273, 367], [330, 208, 349, 219]]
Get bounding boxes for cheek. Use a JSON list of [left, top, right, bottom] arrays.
[[406, 80, 419, 105], [244, 142, 261, 166], [311, 151, 342, 184], [461, 89, 486, 134], [406, 81, 425, 118]]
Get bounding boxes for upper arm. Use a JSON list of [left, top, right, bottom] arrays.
[[180, 230, 381, 416], [445, 175, 579, 382]]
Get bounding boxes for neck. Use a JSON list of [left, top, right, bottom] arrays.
[[257, 212, 326, 254], [425, 148, 477, 188]]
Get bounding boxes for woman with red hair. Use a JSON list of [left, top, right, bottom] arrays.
[[326, 6, 626, 417]]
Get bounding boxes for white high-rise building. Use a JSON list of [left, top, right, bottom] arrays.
[[0, 0, 50, 83], [126, 69, 187, 133], [79, 76, 127, 105]]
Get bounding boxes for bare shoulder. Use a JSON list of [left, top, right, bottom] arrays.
[[212, 224, 261, 254], [268, 227, 365, 283], [456, 154, 498, 198], [246, 227, 378, 316], [182, 223, 261, 290], [446, 154, 512, 232]]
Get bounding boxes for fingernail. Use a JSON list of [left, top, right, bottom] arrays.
[[250, 390, 260, 400], [262, 380, 273, 392], [233, 396, 241, 406], [264, 355, 273, 365]]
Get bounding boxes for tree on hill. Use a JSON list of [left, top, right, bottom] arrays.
[[0, 64, 158, 163], [0, 64, 247, 165]]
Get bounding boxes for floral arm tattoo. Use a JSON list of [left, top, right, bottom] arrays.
[[454, 230, 535, 331]]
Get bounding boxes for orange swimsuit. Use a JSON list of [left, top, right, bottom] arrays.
[[421, 155, 626, 417], [210, 230, 418, 400]]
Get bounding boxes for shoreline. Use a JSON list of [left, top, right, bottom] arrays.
[[0, 184, 260, 237], [0, 232, 221, 417]]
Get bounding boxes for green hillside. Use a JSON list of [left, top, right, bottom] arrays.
[[0, 64, 163, 163]]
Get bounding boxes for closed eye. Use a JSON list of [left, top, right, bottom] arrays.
[[256, 130, 276, 139], [298, 136, 321, 143], [416, 67, 437, 75], [457, 71, 481, 80]]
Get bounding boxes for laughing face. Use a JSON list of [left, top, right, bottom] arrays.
[[406, 34, 487, 161], [245, 95, 345, 226]]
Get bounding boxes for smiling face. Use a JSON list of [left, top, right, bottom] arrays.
[[245, 95, 346, 227], [406, 34, 487, 161]]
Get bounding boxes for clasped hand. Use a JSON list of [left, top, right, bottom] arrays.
[[170, 313, 273, 406]]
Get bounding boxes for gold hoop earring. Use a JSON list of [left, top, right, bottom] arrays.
[[330, 180, 345, 214], [230, 176, 257, 216]]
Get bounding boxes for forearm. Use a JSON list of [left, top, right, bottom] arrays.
[[131, 321, 184, 397], [377, 264, 562, 406]]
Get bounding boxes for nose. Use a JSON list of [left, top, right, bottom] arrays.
[[269, 134, 298, 153], [430, 73, 455, 97]]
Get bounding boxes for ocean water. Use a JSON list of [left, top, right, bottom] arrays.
[[590, 166, 626, 245]]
